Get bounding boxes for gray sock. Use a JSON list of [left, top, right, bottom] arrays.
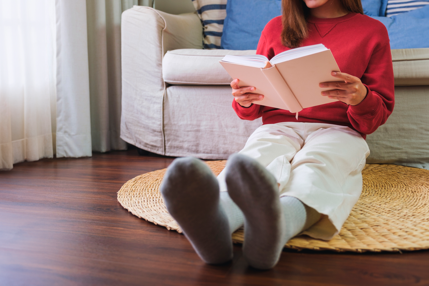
[[160, 157, 232, 264], [224, 153, 321, 269]]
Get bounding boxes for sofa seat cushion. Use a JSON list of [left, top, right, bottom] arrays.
[[163, 48, 429, 86], [163, 49, 256, 85], [392, 48, 429, 86], [366, 86, 429, 168]]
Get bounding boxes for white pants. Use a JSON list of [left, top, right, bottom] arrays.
[[217, 122, 370, 240]]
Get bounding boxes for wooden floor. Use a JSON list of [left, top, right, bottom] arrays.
[[1, 149, 429, 286]]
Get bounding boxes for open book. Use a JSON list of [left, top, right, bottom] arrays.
[[219, 44, 340, 113]]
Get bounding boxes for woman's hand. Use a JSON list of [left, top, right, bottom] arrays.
[[319, 72, 368, 106], [231, 79, 264, 107]]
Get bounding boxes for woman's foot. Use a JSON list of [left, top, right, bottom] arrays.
[[225, 154, 311, 270], [160, 157, 233, 264], [224, 154, 286, 269]]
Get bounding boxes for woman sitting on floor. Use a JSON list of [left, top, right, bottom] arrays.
[[160, 0, 394, 270]]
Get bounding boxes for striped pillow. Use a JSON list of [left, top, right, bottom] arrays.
[[192, 0, 227, 49], [386, 0, 429, 17]]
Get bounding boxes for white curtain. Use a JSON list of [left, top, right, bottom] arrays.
[[0, 0, 148, 170], [86, 0, 149, 152], [0, 0, 57, 170]]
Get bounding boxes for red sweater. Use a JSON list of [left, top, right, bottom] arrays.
[[232, 13, 395, 138]]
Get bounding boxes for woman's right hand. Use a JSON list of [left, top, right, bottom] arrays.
[[230, 79, 264, 107]]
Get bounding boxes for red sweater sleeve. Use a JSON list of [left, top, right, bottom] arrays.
[[232, 34, 274, 121], [347, 35, 395, 135], [232, 101, 263, 120]]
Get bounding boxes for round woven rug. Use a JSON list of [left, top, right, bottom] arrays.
[[117, 161, 429, 253]]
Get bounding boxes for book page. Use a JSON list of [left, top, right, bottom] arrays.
[[275, 50, 340, 109], [219, 61, 289, 110], [270, 44, 327, 64], [221, 55, 269, 68], [261, 67, 302, 113]]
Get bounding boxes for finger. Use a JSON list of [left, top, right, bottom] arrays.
[[319, 81, 349, 90], [321, 89, 348, 97], [234, 86, 256, 95], [264, 61, 272, 68], [331, 71, 359, 83], [329, 96, 353, 106], [232, 87, 257, 97], [327, 95, 348, 100], [326, 95, 351, 105], [231, 80, 256, 94], [240, 86, 256, 95], [235, 93, 263, 101], [230, 79, 240, 89]]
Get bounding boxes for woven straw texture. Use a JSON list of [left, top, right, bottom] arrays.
[[118, 161, 429, 253]]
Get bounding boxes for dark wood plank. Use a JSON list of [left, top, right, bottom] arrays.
[[1, 149, 429, 286]]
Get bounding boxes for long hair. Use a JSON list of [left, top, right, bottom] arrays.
[[281, 0, 364, 48]]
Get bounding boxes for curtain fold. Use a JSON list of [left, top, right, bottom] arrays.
[[57, 0, 145, 156], [55, 0, 92, 158], [1, 0, 149, 169], [0, 0, 57, 170], [85, 0, 145, 152]]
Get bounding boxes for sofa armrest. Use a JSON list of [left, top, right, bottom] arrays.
[[121, 6, 203, 154], [121, 6, 202, 92]]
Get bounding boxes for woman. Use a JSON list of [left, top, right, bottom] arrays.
[[160, 0, 394, 270]]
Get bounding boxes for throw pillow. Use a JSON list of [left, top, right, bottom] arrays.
[[192, 0, 227, 49], [372, 5, 429, 49], [221, 0, 282, 50], [361, 0, 388, 16], [386, 0, 429, 17]]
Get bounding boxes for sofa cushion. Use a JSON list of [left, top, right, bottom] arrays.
[[366, 85, 429, 168], [386, 0, 429, 17], [361, 0, 388, 16], [221, 0, 282, 50], [163, 48, 429, 86], [392, 48, 429, 86], [372, 6, 429, 49], [163, 49, 256, 85], [191, 0, 227, 49]]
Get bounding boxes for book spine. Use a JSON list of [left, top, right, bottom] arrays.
[[261, 67, 302, 113]]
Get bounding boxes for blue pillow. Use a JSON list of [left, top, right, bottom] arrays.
[[386, 0, 429, 17], [221, 0, 282, 50], [371, 5, 429, 49], [361, 0, 389, 16]]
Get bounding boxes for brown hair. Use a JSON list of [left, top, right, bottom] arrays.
[[281, 0, 364, 48]]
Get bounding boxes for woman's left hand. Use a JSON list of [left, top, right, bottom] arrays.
[[319, 71, 368, 106]]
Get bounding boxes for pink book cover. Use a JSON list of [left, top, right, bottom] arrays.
[[220, 49, 340, 113]]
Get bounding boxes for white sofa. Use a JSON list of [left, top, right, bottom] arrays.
[[120, 6, 429, 168]]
